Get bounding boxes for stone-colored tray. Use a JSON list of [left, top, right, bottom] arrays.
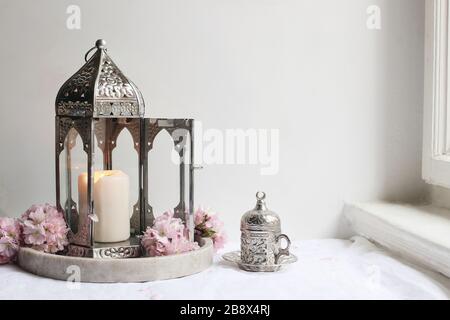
[[17, 238, 213, 283]]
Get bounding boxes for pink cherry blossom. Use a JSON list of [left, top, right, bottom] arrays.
[[152, 211, 185, 239], [0, 217, 21, 264], [164, 234, 199, 255], [22, 221, 46, 245], [141, 211, 198, 257], [205, 213, 224, 231], [212, 232, 226, 251], [0, 237, 19, 264], [194, 208, 207, 226], [21, 204, 69, 254], [194, 207, 226, 251], [28, 206, 46, 224]]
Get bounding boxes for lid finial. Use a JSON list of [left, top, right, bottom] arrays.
[[255, 191, 268, 210]]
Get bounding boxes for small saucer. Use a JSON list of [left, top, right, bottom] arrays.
[[222, 251, 297, 272]]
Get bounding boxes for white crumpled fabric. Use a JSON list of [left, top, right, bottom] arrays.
[[0, 236, 449, 300]]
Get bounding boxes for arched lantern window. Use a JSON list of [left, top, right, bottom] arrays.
[[55, 40, 195, 258]]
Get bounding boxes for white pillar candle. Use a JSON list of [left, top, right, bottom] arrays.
[[78, 170, 130, 243]]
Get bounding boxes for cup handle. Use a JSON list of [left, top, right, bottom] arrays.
[[275, 234, 291, 264]]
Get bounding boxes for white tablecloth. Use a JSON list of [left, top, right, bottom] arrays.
[[0, 236, 449, 300]]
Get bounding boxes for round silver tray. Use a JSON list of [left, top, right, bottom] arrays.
[[18, 238, 213, 283], [222, 250, 297, 272]]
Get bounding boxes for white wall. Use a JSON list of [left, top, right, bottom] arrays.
[[0, 0, 426, 241], [429, 185, 450, 209]]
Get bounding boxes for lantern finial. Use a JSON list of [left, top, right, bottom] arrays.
[[95, 39, 106, 49]]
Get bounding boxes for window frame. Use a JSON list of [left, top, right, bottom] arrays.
[[423, 0, 450, 188]]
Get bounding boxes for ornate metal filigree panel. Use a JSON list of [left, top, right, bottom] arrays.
[[67, 245, 91, 257], [94, 246, 141, 259], [56, 40, 144, 118], [56, 55, 98, 106], [56, 117, 92, 154], [240, 232, 276, 265], [97, 55, 135, 99], [145, 119, 164, 153], [94, 118, 141, 154], [94, 101, 140, 117], [57, 101, 93, 117], [67, 240, 142, 258], [68, 216, 92, 247]]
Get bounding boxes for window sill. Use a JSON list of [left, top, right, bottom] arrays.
[[344, 201, 450, 278]]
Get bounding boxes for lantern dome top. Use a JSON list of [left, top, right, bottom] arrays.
[[56, 39, 145, 118]]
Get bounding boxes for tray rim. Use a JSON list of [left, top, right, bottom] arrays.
[[17, 237, 214, 283]]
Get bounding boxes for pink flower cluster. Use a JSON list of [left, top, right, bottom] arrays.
[[194, 207, 226, 251], [0, 217, 21, 264], [21, 204, 69, 254], [141, 211, 199, 257]]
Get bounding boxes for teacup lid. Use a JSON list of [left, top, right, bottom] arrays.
[[240, 191, 281, 232]]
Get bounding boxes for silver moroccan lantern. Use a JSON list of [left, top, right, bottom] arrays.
[[55, 39, 196, 258]]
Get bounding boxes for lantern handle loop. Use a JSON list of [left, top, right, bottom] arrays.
[[84, 39, 107, 62], [84, 46, 97, 62]]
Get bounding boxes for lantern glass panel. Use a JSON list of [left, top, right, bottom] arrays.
[[148, 130, 180, 215], [112, 127, 139, 218], [147, 125, 192, 223], [91, 118, 140, 241], [59, 127, 88, 234]]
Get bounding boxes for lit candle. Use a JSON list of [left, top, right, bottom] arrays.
[[78, 170, 130, 243]]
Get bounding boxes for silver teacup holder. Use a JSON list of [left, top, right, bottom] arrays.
[[223, 192, 297, 272]]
